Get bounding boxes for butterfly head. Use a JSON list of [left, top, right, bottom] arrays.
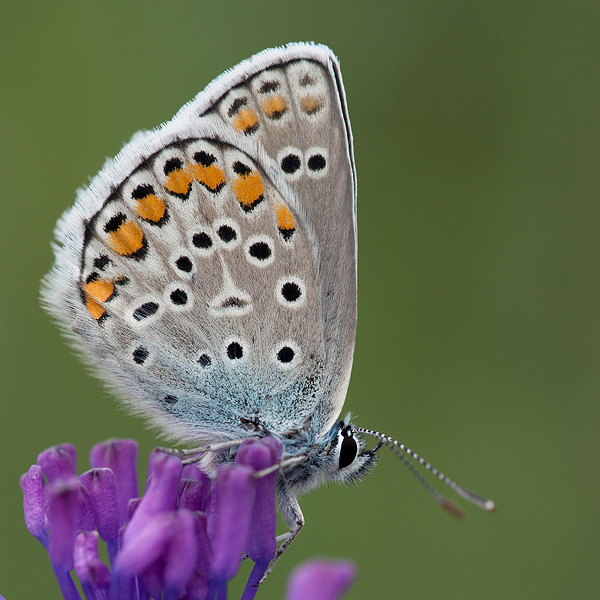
[[281, 415, 381, 496], [329, 418, 382, 483]]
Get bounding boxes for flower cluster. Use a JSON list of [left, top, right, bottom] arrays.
[[19, 438, 355, 600]]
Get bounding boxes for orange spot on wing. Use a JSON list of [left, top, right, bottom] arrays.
[[300, 95, 323, 115], [232, 170, 264, 208], [165, 167, 194, 196], [232, 108, 259, 133], [191, 163, 226, 192], [83, 279, 115, 303], [274, 203, 295, 230], [107, 221, 145, 256], [85, 297, 106, 321], [261, 95, 288, 119], [135, 194, 166, 222]]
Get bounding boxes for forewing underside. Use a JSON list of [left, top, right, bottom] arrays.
[[66, 137, 324, 441], [195, 50, 357, 434], [44, 45, 357, 443]]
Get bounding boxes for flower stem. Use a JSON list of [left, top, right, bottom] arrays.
[[52, 565, 82, 600]]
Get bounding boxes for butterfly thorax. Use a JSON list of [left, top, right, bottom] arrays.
[[199, 418, 377, 502]]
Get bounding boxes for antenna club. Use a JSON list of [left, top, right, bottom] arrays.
[[440, 498, 465, 521]]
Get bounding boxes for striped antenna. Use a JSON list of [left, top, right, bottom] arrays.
[[355, 427, 496, 515]]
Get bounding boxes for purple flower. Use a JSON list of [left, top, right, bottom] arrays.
[[19, 438, 356, 600], [285, 559, 355, 600]]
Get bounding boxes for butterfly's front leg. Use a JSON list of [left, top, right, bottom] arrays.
[[259, 485, 305, 584], [155, 438, 256, 465]]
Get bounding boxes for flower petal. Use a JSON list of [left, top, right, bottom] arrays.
[[164, 509, 198, 596], [193, 511, 212, 578], [123, 451, 182, 547], [209, 463, 255, 581], [237, 438, 282, 563], [178, 478, 209, 513], [180, 464, 212, 512], [46, 478, 80, 568], [185, 571, 208, 600], [38, 444, 77, 482], [89, 439, 138, 527], [20, 464, 48, 547], [182, 462, 208, 481], [74, 531, 111, 589], [117, 512, 175, 575], [285, 559, 356, 600], [80, 469, 119, 543], [127, 497, 142, 520], [77, 483, 95, 532]]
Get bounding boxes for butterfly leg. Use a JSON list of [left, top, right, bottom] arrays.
[[258, 486, 304, 584], [155, 438, 257, 464]]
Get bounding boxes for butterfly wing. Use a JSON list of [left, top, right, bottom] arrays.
[[43, 43, 356, 443], [192, 44, 358, 436]]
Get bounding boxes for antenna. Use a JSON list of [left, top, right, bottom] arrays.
[[355, 427, 496, 516]]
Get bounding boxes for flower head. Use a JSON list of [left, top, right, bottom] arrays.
[[19, 438, 356, 600]]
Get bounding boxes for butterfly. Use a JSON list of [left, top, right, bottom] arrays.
[[42, 42, 494, 578]]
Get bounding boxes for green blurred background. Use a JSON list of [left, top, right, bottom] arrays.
[[2, 1, 599, 598]]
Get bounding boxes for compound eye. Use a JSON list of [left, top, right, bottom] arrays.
[[339, 428, 358, 469]]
